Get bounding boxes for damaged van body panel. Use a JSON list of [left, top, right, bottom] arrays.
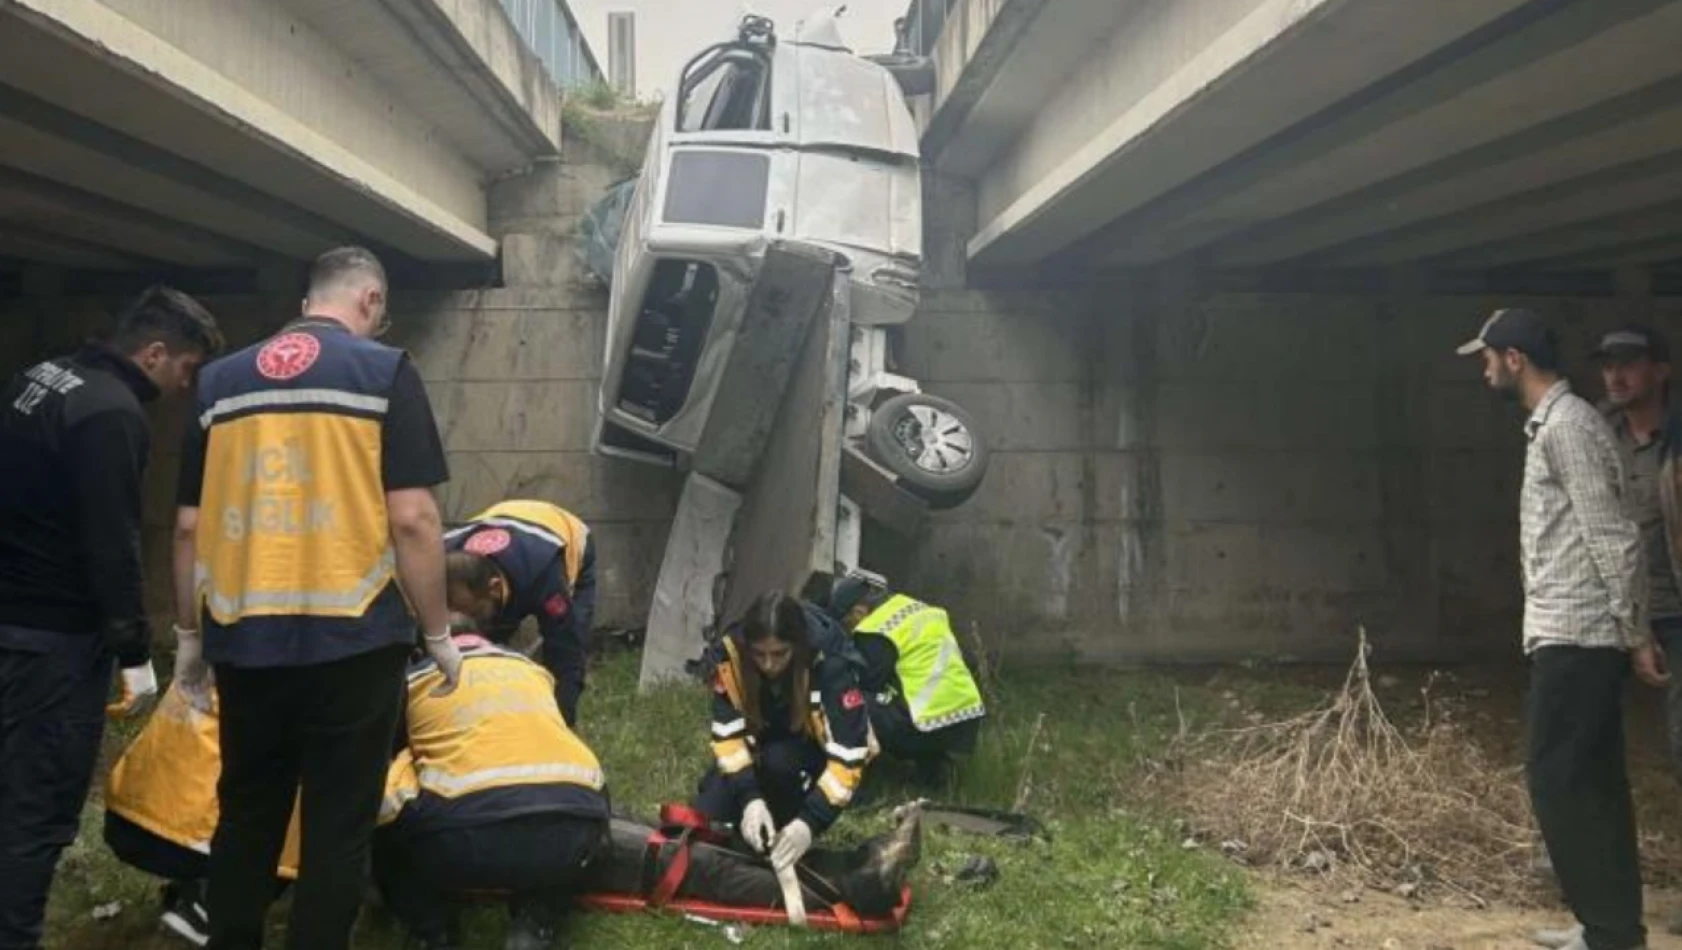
[[596, 12, 925, 470]]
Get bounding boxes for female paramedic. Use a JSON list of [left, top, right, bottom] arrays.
[[694, 590, 874, 872]]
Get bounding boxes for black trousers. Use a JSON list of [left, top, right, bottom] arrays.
[[372, 814, 603, 944], [207, 645, 408, 950], [1527, 646, 1645, 950], [868, 698, 981, 759], [694, 735, 827, 827], [105, 811, 209, 883], [0, 633, 112, 950]]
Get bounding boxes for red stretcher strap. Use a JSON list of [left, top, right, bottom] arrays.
[[575, 885, 914, 934], [646, 829, 692, 907]]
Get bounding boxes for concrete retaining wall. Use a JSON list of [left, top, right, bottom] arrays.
[[890, 285, 1681, 663]]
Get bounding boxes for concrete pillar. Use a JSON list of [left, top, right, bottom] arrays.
[[1378, 269, 1440, 654]]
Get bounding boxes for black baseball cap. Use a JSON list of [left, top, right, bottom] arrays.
[[1456, 307, 1554, 359], [1591, 325, 1670, 363]]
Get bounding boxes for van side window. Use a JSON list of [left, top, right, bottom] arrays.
[[677, 49, 771, 132]]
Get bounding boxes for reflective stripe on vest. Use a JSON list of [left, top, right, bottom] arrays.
[[405, 651, 605, 801], [855, 595, 985, 732], [418, 762, 606, 796], [195, 549, 396, 617]]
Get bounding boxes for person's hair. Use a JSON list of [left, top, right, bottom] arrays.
[[445, 550, 500, 596], [306, 246, 387, 303], [109, 285, 224, 358], [737, 591, 814, 736]]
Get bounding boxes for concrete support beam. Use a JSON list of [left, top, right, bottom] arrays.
[[963, 0, 1534, 265], [1209, 81, 1682, 266], [1092, 0, 1682, 265], [1326, 151, 1682, 266], [1432, 199, 1682, 270], [0, 0, 498, 260]]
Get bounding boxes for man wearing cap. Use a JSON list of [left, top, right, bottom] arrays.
[[1595, 324, 1682, 934], [1460, 307, 1663, 950]]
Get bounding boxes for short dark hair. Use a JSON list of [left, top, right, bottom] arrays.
[[445, 550, 501, 595], [307, 246, 387, 299], [109, 285, 224, 358]]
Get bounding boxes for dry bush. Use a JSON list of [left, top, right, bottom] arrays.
[[1170, 630, 1541, 906]]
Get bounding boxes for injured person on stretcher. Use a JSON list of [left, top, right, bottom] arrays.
[[103, 623, 920, 948]]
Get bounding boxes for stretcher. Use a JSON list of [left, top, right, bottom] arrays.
[[575, 804, 915, 934]]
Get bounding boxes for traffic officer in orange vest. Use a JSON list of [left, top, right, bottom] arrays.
[[172, 247, 459, 950], [375, 623, 609, 950], [443, 500, 596, 725], [103, 682, 303, 946]]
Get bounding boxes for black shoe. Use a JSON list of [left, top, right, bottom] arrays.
[[504, 909, 557, 950], [159, 881, 210, 947]]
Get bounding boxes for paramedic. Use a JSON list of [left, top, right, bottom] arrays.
[[694, 591, 873, 873], [444, 499, 597, 725]]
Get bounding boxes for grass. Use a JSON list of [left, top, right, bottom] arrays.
[[44, 652, 1253, 949]]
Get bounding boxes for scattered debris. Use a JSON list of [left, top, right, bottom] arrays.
[[1340, 889, 1362, 904], [1219, 839, 1249, 856], [90, 902, 123, 921], [953, 856, 1000, 888], [1180, 836, 1200, 850], [1303, 911, 1332, 933], [1395, 882, 1419, 900]]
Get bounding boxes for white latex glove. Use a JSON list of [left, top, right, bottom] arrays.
[[740, 798, 776, 854], [106, 661, 159, 719], [770, 818, 813, 871], [423, 629, 463, 696], [172, 625, 214, 713]]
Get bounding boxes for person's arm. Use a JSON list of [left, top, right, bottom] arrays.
[[798, 655, 872, 836], [532, 560, 587, 725], [388, 488, 450, 638], [708, 653, 760, 807], [68, 409, 151, 667], [173, 416, 207, 632], [381, 357, 451, 639], [1547, 421, 1646, 646]]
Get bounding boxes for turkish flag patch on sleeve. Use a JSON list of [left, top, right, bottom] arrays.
[[841, 688, 865, 711], [543, 593, 569, 619]]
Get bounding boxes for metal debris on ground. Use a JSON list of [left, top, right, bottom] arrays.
[[952, 855, 1000, 888]]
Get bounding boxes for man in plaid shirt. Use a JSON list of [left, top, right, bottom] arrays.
[[1461, 307, 1666, 950]]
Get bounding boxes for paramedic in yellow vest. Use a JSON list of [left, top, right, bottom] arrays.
[[374, 627, 609, 950], [696, 592, 873, 873], [171, 247, 461, 950], [103, 682, 303, 947], [827, 576, 986, 786], [444, 499, 596, 725]]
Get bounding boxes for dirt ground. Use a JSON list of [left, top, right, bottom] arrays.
[[1236, 881, 1682, 950], [1207, 660, 1682, 950]]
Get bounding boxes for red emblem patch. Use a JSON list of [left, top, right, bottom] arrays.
[[543, 593, 570, 619], [464, 528, 511, 556], [255, 332, 321, 381], [841, 689, 865, 711]]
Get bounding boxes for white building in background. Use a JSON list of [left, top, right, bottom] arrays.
[[567, 0, 905, 100], [607, 11, 637, 96]]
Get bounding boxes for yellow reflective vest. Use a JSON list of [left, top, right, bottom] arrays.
[[380, 639, 607, 829], [106, 684, 302, 878], [854, 594, 986, 732], [192, 323, 404, 633], [463, 500, 591, 588]]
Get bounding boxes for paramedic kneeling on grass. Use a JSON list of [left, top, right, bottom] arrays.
[[374, 625, 608, 950], [103, 682, 302, 947], [695, 591, 873, 873], [827, 576, 986, 787]]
